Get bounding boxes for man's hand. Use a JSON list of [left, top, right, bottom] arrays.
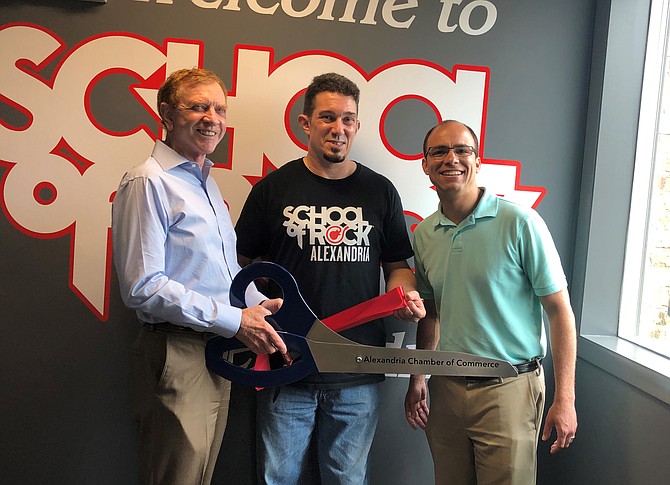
[[260, 297, 282, 314], [542, 399, 578, 453], [405, 375, 430, 430], [235, 298, 290, 363], [393, 290, 426, 323]]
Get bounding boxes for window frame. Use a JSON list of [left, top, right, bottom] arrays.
[[574, 0, 670, 405], [619, 0, 670, 359]]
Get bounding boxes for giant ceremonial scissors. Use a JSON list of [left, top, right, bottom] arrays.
[[206, 262, 518, 388]]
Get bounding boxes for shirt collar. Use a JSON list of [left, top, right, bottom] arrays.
[[152, 140, 213, 172], [433, 187, 499, 227]]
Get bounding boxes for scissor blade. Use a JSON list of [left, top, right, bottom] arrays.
[[307, 340, 517, 377], [305, 320, 517, 378]]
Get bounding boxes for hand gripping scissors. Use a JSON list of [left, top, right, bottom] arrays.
[[205, 262, 518, 388]]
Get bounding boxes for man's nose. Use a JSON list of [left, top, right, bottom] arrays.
[[331, 118, 345, 134], [444, 149, 459, 163], [203, 106, 222, 122]]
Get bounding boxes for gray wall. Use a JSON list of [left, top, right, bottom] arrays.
[[1, 0, 667, 484]]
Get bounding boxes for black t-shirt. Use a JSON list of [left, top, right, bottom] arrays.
[[235, 158, 413, 388]]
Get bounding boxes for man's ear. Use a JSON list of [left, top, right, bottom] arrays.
[[159, 102, 173, 131], [297, 113, 310, 137], [422, 157, 430, 175]]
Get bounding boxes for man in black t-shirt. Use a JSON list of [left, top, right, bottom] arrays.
[[236, 73, 425, 485]]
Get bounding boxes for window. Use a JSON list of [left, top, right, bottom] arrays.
[[575, 0, 670, 405], [620, 0, 670, 359]]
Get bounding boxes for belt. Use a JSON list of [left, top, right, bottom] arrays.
[[143, 322, 215, 337], [465, 358, 541, 382], [514, 358, 542, 374]]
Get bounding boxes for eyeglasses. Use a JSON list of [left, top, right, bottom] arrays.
[[425, 145, 476, 160]]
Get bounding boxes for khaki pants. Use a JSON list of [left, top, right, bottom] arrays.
[[130, 326, 231, 485], [426, 367, 545, 485]]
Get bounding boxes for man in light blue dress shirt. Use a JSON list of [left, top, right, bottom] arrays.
[[112, 68, 288, 485]]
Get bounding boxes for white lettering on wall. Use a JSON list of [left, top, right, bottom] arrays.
[[0, 25, 542, 321], [133, 0, 497, 33], [0, 24, 202, 319], [437, 0, 498, 35], [385, 331, 415, 378]]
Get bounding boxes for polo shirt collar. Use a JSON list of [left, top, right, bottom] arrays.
[[434, 187, 498, 227], [473, 187, 499, 219]]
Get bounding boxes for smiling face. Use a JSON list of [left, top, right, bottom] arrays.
[[160, 81, 227, 166], [422, 121, 481, 199], [299, 91, 360, 167]]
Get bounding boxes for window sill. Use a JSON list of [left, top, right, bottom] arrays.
[[579, 335, 670, 405]]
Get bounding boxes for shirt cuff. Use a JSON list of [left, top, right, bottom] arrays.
[[245, 284, 267, 307], [214, 285, 267, 338], [215, 306, 242, 338]]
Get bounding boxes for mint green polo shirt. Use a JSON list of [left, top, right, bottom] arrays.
[[413, 188, 567, 364]]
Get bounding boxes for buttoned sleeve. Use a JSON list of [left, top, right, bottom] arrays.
[[111, 146, 251, 337]]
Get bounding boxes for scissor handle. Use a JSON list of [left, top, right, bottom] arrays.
[[205, 332, 317, 388], [206, 262, 321, 387], [229, 261, 318, 336]]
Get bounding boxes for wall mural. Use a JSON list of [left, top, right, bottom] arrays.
[[0, 22, 545, 323]]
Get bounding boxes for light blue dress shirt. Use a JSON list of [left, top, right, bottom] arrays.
[[112, 141, 264, 337]]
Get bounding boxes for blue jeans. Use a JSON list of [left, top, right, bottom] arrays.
[[256, 383, 380, 485]]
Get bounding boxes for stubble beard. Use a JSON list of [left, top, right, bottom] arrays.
[[323, 146, 346, 164]]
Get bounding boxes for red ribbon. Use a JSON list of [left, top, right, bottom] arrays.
[[321, 286, 407, 332], [252, 287, 408, 383]]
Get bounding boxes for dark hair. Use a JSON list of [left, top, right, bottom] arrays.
[[303, 72, 360, 116], [422, 120, 479, 155], [157, 68, 227, 125]]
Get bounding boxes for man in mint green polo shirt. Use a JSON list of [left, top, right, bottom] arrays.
[[404, 120, 577, 485]]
